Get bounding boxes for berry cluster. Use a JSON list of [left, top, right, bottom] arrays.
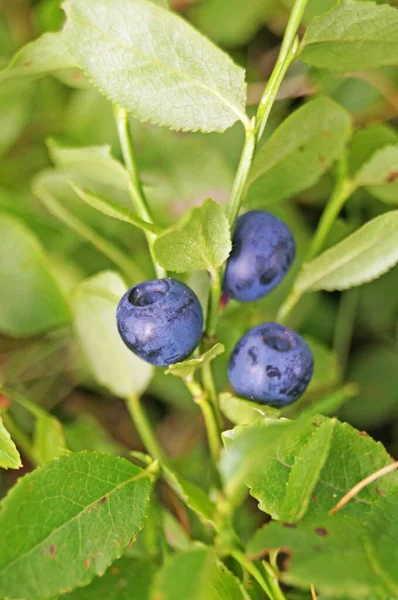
[[117, 210, 313, 407]]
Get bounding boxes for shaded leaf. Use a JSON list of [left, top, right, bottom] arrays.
[[0, 415, 22, 470], [61, 557, 155, 600], [355, 145, 398, 204], [162, 467, 215, 522], [0, 213, 70, 337], [166, 343, 225, 379], [73, 271, 154, 399], [219, 393, 280, 426], [150, 548, 250, 599], [33, 413, 68, 465], [63, 0, 247, 133], [247, 98, 351, 205], [0, 32, 78, 84], [294, 210, 398, 293], [153, 199, 231, 273], [299, 0, 398, 72], [0, 452, 152, 599]]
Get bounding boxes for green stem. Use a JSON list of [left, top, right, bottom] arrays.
[[206, 269, 222, 339], [202, 361, 223, 430], [308, 157, 355, 260], [184, 378, 222, 467], [230, 550, 275, 600], [126, 394, 168, 467], [333, 288, 359, 380], [35, 185, 142, 282], [262, 561, 287, 600], [114, 104, 166, 279], [2, 412, 37, 465], [225, 126, 256, 229], [256, 0, 309, 140]]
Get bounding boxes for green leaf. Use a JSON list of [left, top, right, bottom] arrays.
[[166, 343, 225, 379], [293, 210, 398, 293], [0, 31, 78, 84], [150, 548, 250, 599], [0, 82, 32, 157], [63, 0, 247, 133], [0, 415, 22, 470], [348, 124, 398, 176], [247, 496, 398, 597], [60, 557, 155, 600], [162, 467, 215, 522], [299, 0, 398, 72], [0, 213, 70, 337], [355, 145, 398, 204], [247, 98, 351, 205], [221, 415, 398, 521], [154, 199, 231, 273], [73, 271, 154, 399], [64, 415, 123, 456], [33, 413, 68, 465], [219, 393, 280, 426], [189, 0, 276, 47], [0, 452, 152, 600], [279, 419, 335, 523], [70, 183, 163, 235]]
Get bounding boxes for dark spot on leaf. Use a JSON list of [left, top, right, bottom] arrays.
[[72, 71, 83, 80], [315, 527, 328, 536], [386, 170, 398, 183], [313, 545, 322, 552], [266, 365, 281, 379], [312, 496, 317, 502], [278, 550, 292, 573], [50, 544, 56, 555], [283, 522, 297, 528], [298, 145, 305, 152], [312, 422, 320, 428], [322, 131, 330, 138], [85, 559, 91, 569], [23, 61, 33, 67], [98, 496, 107, 504], [0, 394, 9, 410], [110, 566, 120, 574], [319, 155, 326, 167], [359, 431, 368, 437], [376, 487, 385, 497]]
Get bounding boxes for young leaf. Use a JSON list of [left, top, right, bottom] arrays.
[[60, 557, 155, 600], [219, 393, 280, 426], [248, 497, 398, 596], [0, 32, 78, 84], [293, 210, 398, 293], [355, 145, 398, 205], [166, 343, 225, 379], [162, 467, 215, 522], [154, 199, 231, 273], [299, 0, 398, 72], [0, 452, 152, 600], [70, 183, 163, 235], [247, 98, 351, 205], [0, 213, 70, 337], [73, 271, 154, 399], [0, 415, 22, 470], [151, 548, 250, 599], [63, 0, 247, 133], [33, 413, 68, 465]]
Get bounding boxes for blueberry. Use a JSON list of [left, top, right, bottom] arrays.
[[228, 323, 313, 407], [223, 211, 296, 302], [116, 278, 204, 367]]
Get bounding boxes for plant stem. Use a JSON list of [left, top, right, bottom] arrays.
[[256, 0, 309, 140], [262, 560, 287, 600], [230, 550, 276, 600], [202, 361, 223, 430], [126, 394, 168, 467], [184, 377, 222, 467], [113, 104, 166, 279], [307, 156, 355, 260], [35, 184, 143, 282], [225, 126, 256, 229], [333, 288, 359, 380], [206, 269, 222, 339]]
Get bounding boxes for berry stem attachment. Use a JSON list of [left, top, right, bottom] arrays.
[[113, 104, 166, 279]]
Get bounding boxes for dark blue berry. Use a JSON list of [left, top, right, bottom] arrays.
[[223, 211, 296, 302], [116, 278, 204, 367], [228, 323, 313, 407]]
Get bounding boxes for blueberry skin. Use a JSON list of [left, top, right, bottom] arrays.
[[228, 323, 313, 407], [223, 211, 296, 302], [116, 278, 204, 367]]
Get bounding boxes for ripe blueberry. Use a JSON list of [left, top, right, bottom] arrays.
[[116, 278, 204, 367], [223, 211, 295, 302], [228, 323, 313, 407]]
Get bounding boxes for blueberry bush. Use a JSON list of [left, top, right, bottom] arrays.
[[0, 0, 398, 598]]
